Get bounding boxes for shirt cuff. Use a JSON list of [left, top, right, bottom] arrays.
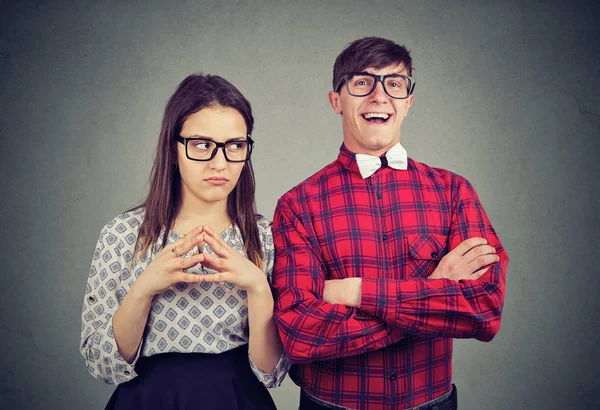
[[112, 338, 143, 383], [360, 277, 398, 323], [248, 351, 290, 388], [102, 320, 143, 384]]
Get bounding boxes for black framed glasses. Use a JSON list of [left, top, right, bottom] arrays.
[[334, 72, 416, 99], [176, 136, 254, 162]]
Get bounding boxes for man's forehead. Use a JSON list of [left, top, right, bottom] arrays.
[[363, 63, 408, 76]]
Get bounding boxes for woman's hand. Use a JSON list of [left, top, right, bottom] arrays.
[[133, 226, 207, 298], [428, 237, 499, 281], [197, 225, 269, 293]]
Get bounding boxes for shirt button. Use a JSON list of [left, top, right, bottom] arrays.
[[382, 234, 388, 241], [431, 252, 438, 258], [376, 192, 382, 199], [389, 374, 397, 381], [124, 370, 131, 376], [88, 296, 96, 303]]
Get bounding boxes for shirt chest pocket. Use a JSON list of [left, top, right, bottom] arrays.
[[405, 234, 448, 278]]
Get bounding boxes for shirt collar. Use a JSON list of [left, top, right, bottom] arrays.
[[336, 143, 361, 174]]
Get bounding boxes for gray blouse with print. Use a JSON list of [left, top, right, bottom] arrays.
[[80, 208, 289, 387]]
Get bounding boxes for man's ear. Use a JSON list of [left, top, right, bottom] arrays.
[[328, 91, 342, 114], [402, 94, 414, 118]]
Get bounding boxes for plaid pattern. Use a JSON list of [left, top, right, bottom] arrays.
[[272, 144, 508, 409]]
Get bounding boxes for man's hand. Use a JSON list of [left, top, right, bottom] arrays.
[[323, 277, 362, 308], [429, 237, 499, 281]]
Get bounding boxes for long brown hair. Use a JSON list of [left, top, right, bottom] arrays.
[[133, 74, 263, 267]]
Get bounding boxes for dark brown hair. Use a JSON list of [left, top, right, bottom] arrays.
[[332, 36, 413, 90], [133, 74, 263, 267]]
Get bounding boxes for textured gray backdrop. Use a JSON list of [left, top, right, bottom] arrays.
[[1, 1, 599, 409]]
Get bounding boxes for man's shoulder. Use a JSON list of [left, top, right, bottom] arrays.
[[278, 159, 340, 202], [409, 158, 471, 188]]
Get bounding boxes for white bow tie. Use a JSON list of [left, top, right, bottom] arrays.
[[355, 143, 408, 179]]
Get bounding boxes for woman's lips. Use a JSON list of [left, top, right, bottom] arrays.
[[205, 177, 229, 186]]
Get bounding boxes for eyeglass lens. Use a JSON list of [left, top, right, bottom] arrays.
[[347, 74, 411, 99], [187, 139, 250, 161]]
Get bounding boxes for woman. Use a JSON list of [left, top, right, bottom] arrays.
[[80, 74, 288, 409]]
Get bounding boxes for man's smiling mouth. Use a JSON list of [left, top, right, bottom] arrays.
[[362, 113, 391, 124]]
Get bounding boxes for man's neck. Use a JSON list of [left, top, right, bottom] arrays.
[[344, 139, 401, 157]]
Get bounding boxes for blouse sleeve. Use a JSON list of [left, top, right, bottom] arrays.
[[80, 220, 143, 384], [249, 351, 290, 388], [247, 217, 290, 388]]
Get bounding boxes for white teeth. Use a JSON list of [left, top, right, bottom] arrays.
[[363, 113, 390, 119]]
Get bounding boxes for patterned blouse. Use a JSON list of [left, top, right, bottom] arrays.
[[80, 208, 289, 387]]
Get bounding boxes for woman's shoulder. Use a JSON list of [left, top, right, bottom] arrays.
[[99, 207, 145, 243], [255, 214, 272, 235], [254, 214, 274, 256]]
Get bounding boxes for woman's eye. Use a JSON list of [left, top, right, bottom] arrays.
[[193, 142, 210, 150], [227, 143, 244, 151]]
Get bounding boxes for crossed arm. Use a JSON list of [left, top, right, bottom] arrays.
[[272, 179, 508, 364]]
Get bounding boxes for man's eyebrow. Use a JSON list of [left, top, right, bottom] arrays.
[[355, 71, 406, 77]]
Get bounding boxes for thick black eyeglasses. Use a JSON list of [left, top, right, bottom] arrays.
[[334, 72, 416, 99], [176, 136, 254, 162]]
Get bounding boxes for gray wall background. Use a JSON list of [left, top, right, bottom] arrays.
[[1, 0, 599, 409]]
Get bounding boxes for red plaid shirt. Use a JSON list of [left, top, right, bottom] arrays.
[[272, 144, 508, 409]]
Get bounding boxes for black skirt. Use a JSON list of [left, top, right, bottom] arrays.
[[105, 345, 277, 410]]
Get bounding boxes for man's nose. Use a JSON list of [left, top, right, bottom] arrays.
[[369, 80, 388, 102]]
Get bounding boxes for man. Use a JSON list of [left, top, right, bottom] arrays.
[[272, 37, 508, 410]]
